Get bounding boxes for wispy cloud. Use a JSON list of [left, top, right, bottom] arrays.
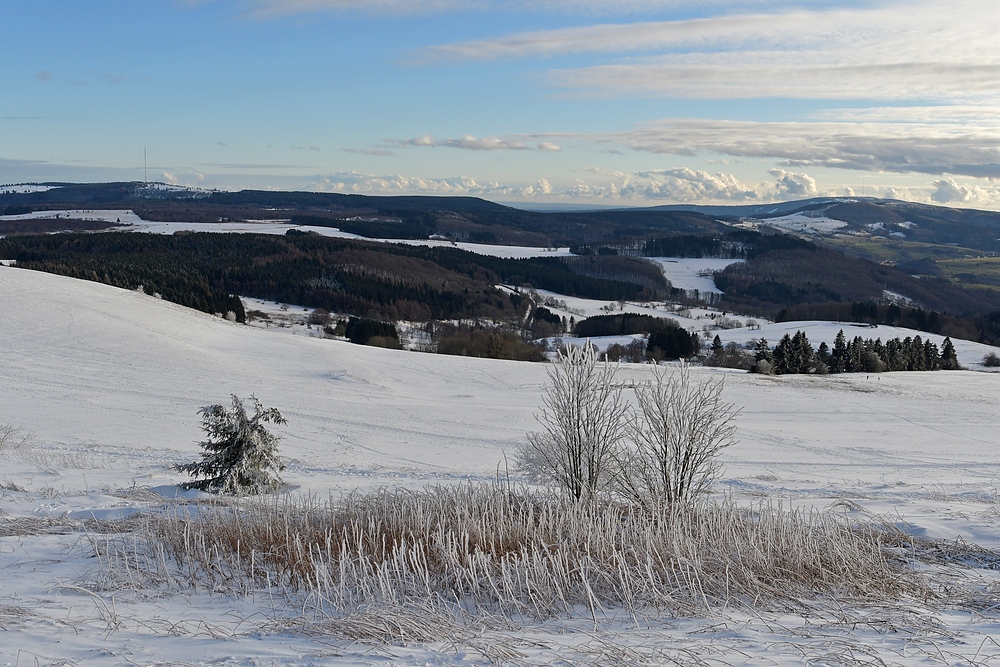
[[393, 134, 560, 152], [593, 118, 1000, 179], [307, 171, 520, 195], [32, 71, 52, 82], [418, 1, 1000, 103]]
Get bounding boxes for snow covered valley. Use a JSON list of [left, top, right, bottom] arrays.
[[4, 266, 1000, 665]]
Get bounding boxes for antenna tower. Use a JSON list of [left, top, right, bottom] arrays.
[[144, 146, 147, 185]]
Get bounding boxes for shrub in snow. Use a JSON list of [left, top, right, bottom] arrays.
[[517, 344, 628, 502], [177, 394, 286, 494], [615, 363, 738, 509], [521, 351, 738, 508], [984, 352, 1000, 368]]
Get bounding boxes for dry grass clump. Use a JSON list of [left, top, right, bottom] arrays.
[[89, 483, 927, 629]]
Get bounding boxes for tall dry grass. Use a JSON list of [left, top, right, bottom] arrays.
[[86, 483, 930, 635]]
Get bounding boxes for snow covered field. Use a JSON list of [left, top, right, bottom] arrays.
[[752, 212, 849, 235], [4, 266, 1000, 664], [647, 257, 743, 294], [0, 184, 58, 195]]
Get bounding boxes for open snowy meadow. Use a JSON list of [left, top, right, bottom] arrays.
[[4, 266, 1000, 665]]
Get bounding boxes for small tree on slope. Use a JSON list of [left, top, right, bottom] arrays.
[[178, 394, 287, 494]]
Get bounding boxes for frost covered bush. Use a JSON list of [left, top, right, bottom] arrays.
[[520, 351, 737, 507], [517, 344, 628, 502], [615, 363, 738, 510], [177, 394, 286, 494]]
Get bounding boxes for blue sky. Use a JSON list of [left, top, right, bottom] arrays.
[[3, 0, 1000, 207]]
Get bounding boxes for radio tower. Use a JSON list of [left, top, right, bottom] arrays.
[[144, 146, 147, 185]]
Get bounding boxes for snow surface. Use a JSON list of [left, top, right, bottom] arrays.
[[5, 269, 1000, 663], [753, 212, 849, 235], [0, 184, 59, 194], [647, 257, 743, 294]]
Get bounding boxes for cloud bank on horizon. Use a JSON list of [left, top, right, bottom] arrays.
[[2, 0, 999, 207]]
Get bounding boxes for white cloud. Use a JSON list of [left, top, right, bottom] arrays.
[[419, 1, 1000, 104], [769, 169, 818, 198], [605, 118, 1000, 179], [162, 171, 179, 185], [928, 178, 1000, 205], [393, 134, 567, 152], [622, 167, 759, 202], [307, 171, 520, 196]]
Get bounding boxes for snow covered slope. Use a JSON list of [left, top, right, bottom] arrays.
[[4, 266, 1000, 665]]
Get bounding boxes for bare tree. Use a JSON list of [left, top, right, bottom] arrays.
[[615, 363, 738, 510], [518, 344, 629, 502]]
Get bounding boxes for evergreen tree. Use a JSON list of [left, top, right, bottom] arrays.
[[753, 337, 773, 364], [177, 395, 287, 494], [773, 333, 793, 374], [909, 336, 927, 371], [817, 341, 831, 367], [711, 334, 724, 356], [831, 330, 848, 373], [941, 337, 961, 370], [848, 336, 866, 373], [923, 339, 941, 370]]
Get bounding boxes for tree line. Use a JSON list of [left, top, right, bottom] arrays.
[[749, 329, 960, 375]]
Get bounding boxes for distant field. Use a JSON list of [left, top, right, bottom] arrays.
[[937, 256, 1000, 292], [822, 235, 981, 264]]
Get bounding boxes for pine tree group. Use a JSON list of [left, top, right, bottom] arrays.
[[750, 330, 960, 375]]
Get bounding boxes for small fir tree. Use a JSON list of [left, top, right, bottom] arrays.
[[941, 337, 960, 370], [178, 394, 287, 494]]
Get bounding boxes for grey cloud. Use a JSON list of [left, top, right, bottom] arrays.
[[610, 118, 1000, 179], [33, 71, 52, 82]]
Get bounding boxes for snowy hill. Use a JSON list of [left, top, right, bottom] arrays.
[[4, 266, 1000, 665]]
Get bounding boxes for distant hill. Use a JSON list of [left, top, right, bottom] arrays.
[[7, 183, 1000, 341]]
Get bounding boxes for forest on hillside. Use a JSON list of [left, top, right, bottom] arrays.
[[0, 232, 654, 323]]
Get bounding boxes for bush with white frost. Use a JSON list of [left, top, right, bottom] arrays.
[[615, 363, 738, 510], [177, 394, 287, 494], [518, 344, 628, 502], [519, 349, 738, 507]]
